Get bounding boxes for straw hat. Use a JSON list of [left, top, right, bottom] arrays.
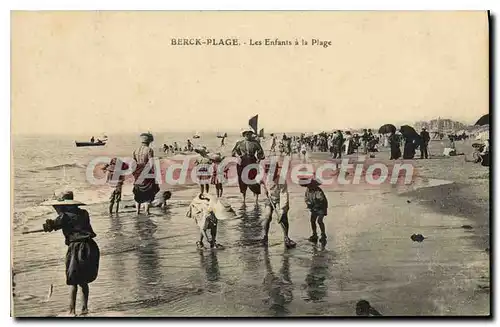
[[241, 127, 254, 136], [140, 132, 154, 143], [41, 191, 86, 206]]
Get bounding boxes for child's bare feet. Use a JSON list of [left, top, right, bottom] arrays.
[[62, 309, 76, 317], [80, 308, 89, 316]]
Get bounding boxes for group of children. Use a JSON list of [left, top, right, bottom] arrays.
[[37, 146, 329, 316], [193, 146, 230, 198], [260, 159, 329, 249]]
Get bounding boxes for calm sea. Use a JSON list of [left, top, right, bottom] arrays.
[[12, 132, 244, 230]]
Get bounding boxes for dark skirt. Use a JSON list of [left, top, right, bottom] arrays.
[[403, 143, 415, 159], [390, 146, 401, 160], [65, 238, 100, 285], [236, 158, 261, 195], [133, 180, 160, 203]]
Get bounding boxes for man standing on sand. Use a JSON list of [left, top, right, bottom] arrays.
[[361, 129, 369, 154], [232, 127, 265, 204], [420, 127, 430, 159]]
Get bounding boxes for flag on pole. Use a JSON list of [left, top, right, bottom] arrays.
[[249, 115, 258, 134]]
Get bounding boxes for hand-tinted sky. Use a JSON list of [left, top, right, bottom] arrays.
[[12, 11, 488, 135]]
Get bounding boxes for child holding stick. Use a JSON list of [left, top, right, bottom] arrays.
[[260, 160, 296, 249], [41, 191, 100, 316]]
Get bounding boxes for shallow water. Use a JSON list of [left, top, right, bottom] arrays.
[[12, 135, 489, 316]]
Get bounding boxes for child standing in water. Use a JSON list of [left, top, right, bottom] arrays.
[[186, 193, 224, 249], [103, 157, 129, 214], [261, 160, 296, 249], [211, 153, 229, 198], [42, 191, 100, 316], [194, 146, 212, 194], [302, 178, 328, 246]]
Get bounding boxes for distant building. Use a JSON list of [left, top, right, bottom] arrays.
[[414, 118, 468, 132]]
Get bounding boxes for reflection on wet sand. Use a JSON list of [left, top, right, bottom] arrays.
[[304, 246, 331, 303], [262, 248, 293, 316], [109, 215, 126, 284], [134, 218, 163, 299], [238, 204, 263, 271], [200, 250, 220, 283]]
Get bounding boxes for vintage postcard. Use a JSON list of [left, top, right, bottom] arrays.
[[11, 11, 490, 317]]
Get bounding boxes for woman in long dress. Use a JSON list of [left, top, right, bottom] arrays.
[[132, 132, 160, 215], [389, 132, 401, 160]]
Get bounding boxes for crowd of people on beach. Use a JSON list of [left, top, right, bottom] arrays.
[[35, 121, 490, 315]]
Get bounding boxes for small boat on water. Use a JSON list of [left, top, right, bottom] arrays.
[[75, 135, 108, 147], [75, 141, 106, 147], [193, 132, 201, 139]]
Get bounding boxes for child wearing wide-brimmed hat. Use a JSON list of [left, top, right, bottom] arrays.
[[300, 177, 329, 246], [41, 191, 100, 316]]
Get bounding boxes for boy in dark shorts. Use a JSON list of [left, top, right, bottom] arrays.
[[103, 158, 129, 214], [302, 178, 328, 246]]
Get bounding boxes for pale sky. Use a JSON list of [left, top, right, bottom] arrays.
[[11, 11, 489, 135]]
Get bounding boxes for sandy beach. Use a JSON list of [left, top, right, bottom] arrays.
[[11, 138, 489, 317]]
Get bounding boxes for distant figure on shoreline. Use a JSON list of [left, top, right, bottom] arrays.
[[90, 136, 95, 143], [389, 131, 401, 160], [420, 127, 430, 159], [269, 133, 277, 154]]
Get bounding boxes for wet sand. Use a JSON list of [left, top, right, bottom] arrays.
[[12, 140, 490, 317]]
